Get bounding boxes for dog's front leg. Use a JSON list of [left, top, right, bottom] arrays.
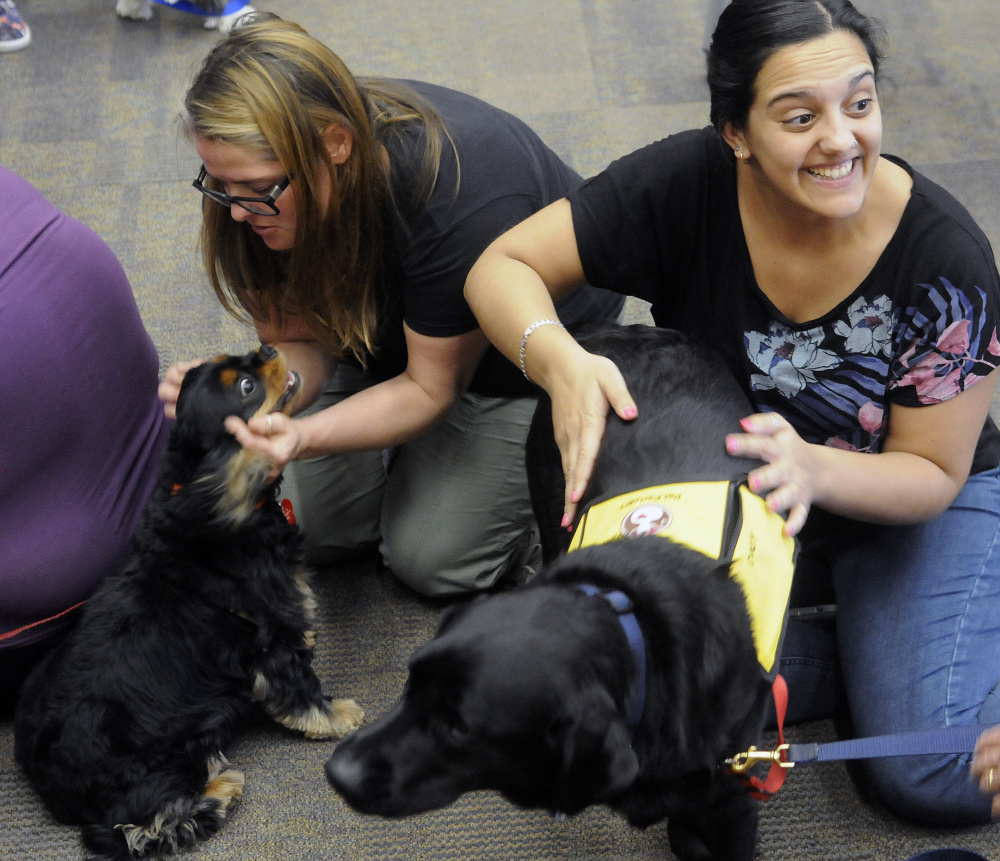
[[665, 775, 758, 861], [251, 639, 363, 740]]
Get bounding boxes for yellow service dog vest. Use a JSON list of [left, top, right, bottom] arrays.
[[568, 480, 796, 676]]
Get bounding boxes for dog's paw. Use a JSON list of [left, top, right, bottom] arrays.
[[204, 769, 246, 817], [272, 700, 364, 739], [315, 699, 365, 739]]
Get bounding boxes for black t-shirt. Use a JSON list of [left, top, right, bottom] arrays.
[[568, 126, 1000, 473], [362, 80, 624, 397]]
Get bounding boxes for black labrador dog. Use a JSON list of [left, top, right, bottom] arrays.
[[15, 346, 364, 860], [326, 325, 794, 861]]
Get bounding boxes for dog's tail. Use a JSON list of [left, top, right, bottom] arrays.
[[80, 761, 245, 859]]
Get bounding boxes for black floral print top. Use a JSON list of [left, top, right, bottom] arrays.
[[569, 127, 1000, 472]]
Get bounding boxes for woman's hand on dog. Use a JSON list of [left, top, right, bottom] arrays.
[[726, 412, 813, 537], [549, 351, 638, 527], [159, 359, 204, 419], [224, 412, 301, 481]]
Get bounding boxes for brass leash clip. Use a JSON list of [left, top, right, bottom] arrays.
[[724, 744, 794, 774]]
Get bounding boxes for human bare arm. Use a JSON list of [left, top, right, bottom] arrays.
[[726, 368, 1000, 534], [464, 198, 638, 524], [223, 323, 491, 466]]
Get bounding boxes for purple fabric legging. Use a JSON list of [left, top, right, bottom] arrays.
[[0, 166, 167, 650]]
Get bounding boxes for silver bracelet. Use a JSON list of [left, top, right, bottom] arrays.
[[519, 319, 566, 382]]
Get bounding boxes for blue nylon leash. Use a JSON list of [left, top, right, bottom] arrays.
[[725, 680, 995, 800], [786, 724, 988, 765], [904, 852, 992, 861]]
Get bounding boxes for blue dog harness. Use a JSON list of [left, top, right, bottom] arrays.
[[576, 585, 646, 736]]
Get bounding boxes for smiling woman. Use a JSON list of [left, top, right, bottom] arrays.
[[463, 0, 1000, 828]]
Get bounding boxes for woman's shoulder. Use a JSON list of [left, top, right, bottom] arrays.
[[885, 154, 998, 273], [601, 125, 728, 178], [394, 79, 546, 150], [570, 125, 734, 233]]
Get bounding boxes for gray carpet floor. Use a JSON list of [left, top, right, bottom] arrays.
[[3, 0, 1000, 858]]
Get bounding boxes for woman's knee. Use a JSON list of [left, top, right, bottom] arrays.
[[851, 753, 993, 826], [282, 450, 386, 565], [381, 522, 532, 597], [381, 540, 502, 597]]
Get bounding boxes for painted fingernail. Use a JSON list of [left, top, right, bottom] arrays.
[[740, 418, 753, 431], [561, 514, 570, 528], [623, 407, 638, 419], [726, 436, 738, 453]]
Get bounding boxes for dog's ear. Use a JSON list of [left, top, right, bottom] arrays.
[[167, 433, 275, 531], [203, 445, 275, 528], [434, 596, 487, 636], [174, 363, 237, 454], [547, 685, 639, 803]]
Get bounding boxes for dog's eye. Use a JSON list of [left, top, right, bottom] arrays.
[[239, 378, 256, 398]]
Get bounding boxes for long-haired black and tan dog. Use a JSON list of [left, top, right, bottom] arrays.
[[15, 346, 363, 860], [326, 325, 796, 861]]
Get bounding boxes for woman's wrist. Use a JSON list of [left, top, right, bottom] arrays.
[[291, 414, 320, 461], [521, 324, 583, 392], [519, 319, 566, 382]]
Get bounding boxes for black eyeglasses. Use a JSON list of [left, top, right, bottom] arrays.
[[192, 165, 292, 216]]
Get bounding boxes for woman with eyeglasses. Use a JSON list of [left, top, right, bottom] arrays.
[[158, 13, 624, 595]]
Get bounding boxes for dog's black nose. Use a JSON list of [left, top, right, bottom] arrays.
[[324, 751, 361, 794], [258, 345, 278, 361]]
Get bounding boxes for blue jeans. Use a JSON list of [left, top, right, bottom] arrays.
[[777, 466, 1000, 825]]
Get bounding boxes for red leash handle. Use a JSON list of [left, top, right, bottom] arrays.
[[0, 601, 86, 643], [725, 674, 793, 800]]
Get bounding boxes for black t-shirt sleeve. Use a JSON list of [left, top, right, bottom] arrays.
[[401, 194, 540, 337], [568, 127, 719, 308]]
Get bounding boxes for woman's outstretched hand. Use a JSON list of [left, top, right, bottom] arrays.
[[158, 359, 204, 419], [549, 350, 637, 527], [224, 412, 303, 482], [726, 411, 814, 537]]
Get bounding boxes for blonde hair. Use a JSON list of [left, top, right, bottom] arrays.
[[182, 13, 450, 363]]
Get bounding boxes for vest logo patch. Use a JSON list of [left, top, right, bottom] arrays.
[[621, 504, 672, 538], [568, 480, 797, 676]]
